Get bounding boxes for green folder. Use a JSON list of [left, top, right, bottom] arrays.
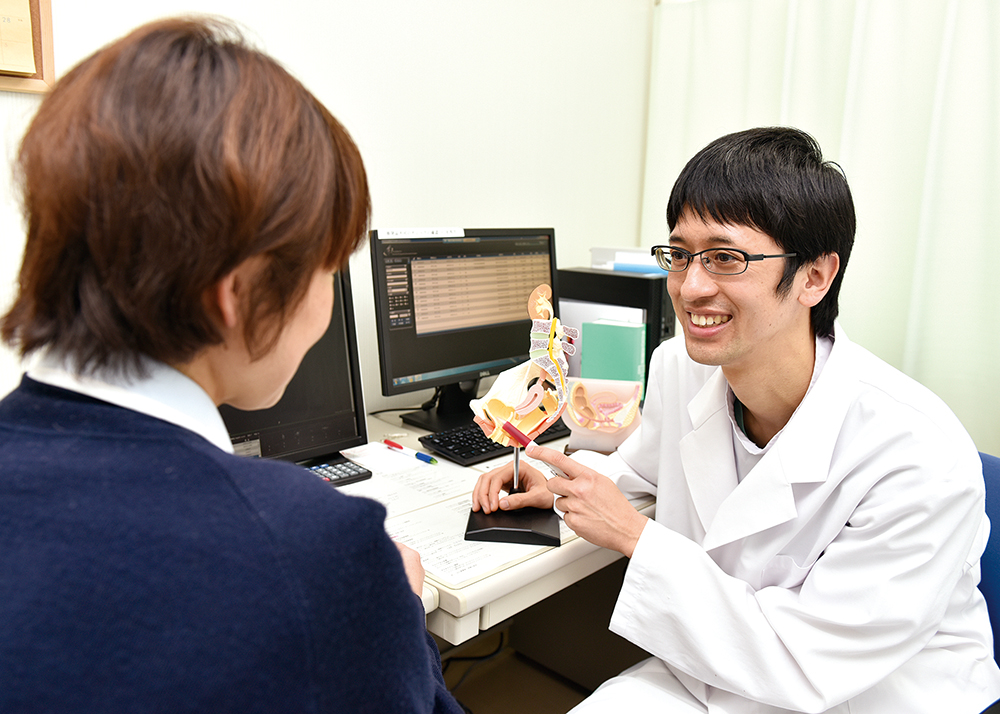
[[580, 320, 646, 393]]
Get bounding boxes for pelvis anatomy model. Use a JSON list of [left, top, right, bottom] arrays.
[[470, 285, 579, 447]]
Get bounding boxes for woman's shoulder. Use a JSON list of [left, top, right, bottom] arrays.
[[210, 449, 387, 532]]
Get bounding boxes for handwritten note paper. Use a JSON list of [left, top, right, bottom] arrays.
[[340, 442, 482, 520], [340, 441, 573, 588], [0, 0, 34, 75]]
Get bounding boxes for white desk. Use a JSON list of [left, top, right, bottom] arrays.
[[346, 414, 653, 645]]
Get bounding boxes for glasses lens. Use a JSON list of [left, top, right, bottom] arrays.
[[704, 249, 748, 274], [656, 248, 689, 272]]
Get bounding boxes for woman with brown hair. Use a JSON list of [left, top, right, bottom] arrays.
[[0, 17, 462, 714]]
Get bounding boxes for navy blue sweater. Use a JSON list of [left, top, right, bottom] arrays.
[[0, 377, 463, 714]]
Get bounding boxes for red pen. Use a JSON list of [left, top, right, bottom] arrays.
[[383, 439, 437, 464]]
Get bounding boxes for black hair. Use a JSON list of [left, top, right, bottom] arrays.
[[665, 127, 855, 338]]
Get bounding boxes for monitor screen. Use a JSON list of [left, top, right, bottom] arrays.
[[218, 269, 367, 465], [370, 227, 558, 433]]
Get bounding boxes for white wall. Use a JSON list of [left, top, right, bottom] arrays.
[[0, 0, 654, 414]]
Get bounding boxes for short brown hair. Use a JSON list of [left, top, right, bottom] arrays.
[[2, 16, 370, 375]]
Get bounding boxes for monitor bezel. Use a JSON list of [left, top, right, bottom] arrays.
[[369, 227, 559, 404], [219, 267, 368, 465]]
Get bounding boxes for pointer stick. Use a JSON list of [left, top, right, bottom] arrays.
[[512, 445, 520, 493]]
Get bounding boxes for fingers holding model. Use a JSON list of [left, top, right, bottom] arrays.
[[470, 439, 649, 558], [470, 459, 553, 514]]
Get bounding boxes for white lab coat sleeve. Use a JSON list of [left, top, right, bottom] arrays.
[[610, 447, 987, 712]]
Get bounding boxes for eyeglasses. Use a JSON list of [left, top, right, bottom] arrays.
[[650, 246, 797, 275]]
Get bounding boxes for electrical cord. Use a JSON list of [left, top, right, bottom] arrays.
[[367, 406, 419, 416], [366, 386, 441, 417], [421, 387, 442, 411], [443, 630, 507, 695]]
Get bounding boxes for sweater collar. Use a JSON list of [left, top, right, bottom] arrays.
[[25, 351, 234, 454]]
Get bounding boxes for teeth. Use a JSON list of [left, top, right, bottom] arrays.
[[691, 313, 731, 327]]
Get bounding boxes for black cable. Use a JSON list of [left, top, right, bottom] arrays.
[[420, 386, 442, 411], [367, 406, 420, 416], [442, 630, 506, 672], [366, 386, 440, 417], [445, 631, 507, 694]]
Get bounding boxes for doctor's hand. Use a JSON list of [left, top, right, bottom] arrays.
[[470, 458, 554, 514], [525, 443, 648, 559]]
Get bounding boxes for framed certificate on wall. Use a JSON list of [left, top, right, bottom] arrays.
[[0, 0, 53, 94]]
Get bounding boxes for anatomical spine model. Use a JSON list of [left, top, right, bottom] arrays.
[[470, 285, 578, 446]]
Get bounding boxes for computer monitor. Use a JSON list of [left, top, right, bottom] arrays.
[[218, 269, 368, 466], [370, 227, 559, 433]]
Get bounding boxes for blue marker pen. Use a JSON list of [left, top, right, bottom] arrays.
[[383, 439, 438, 465]]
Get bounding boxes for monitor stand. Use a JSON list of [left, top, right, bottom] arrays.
[[400, 380, 480, 433]]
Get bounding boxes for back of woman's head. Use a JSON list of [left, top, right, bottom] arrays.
[[2, 16, 370, 375]]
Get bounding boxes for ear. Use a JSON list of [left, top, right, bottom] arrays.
[[797, 252, 840, 308], [208, 269, 242, 330]]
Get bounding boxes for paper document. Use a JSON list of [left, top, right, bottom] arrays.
[[383, 495, 575, 589], [339, 442, 479, 520], [340, 441, 574, 588]]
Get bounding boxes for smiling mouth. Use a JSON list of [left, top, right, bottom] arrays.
[[690, 313, 731, 327]]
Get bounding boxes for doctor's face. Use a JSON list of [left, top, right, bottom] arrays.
[[666, 212, 812, 380]]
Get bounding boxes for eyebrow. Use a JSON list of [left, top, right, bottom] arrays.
[[667, 233, 739, 248]]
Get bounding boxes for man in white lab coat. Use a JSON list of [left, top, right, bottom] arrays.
[[471, 127, 1000, 712]]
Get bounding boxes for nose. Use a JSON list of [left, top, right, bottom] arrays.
[[673, 258, 719, 302]]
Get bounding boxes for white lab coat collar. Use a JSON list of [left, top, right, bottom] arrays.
[[25, 351, 234, 454], [679, 367, 739, 538], [682, 325, 855, 551]]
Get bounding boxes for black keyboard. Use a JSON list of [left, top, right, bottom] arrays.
[[419, 419, 570, 467], [307, 457, 372, 487]]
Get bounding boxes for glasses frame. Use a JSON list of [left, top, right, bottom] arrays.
[[650, 245, 797, 275]]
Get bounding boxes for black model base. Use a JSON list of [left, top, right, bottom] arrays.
[[464, 507, 561, 547], [400, 380, 480, 433]]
